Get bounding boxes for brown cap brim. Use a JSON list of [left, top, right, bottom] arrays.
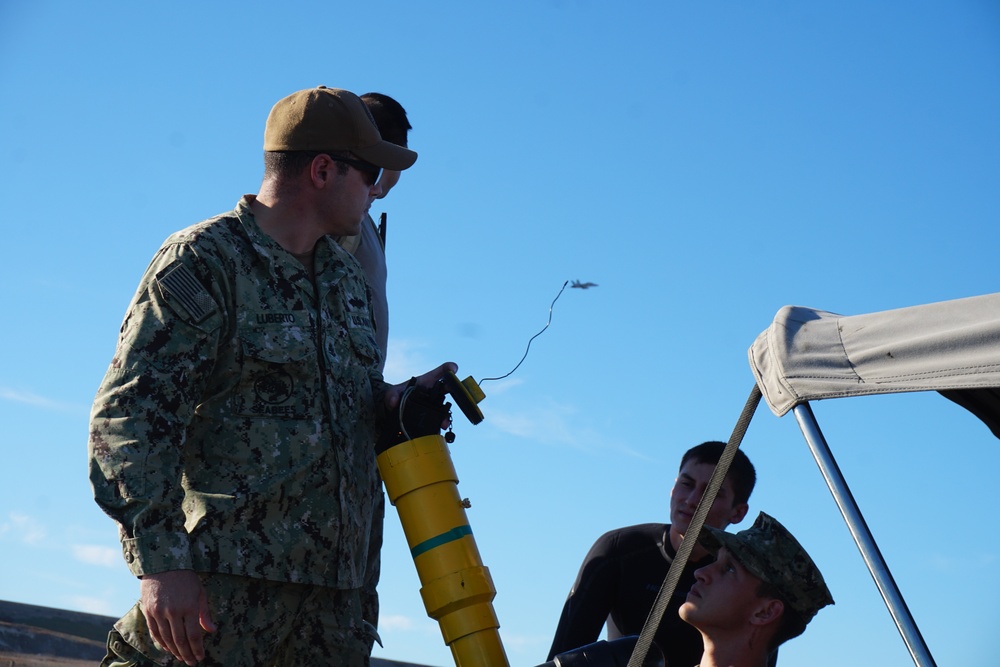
[[353, 140, 418, 171]]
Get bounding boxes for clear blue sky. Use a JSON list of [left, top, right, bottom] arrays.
[[2, 2, 999, 666]]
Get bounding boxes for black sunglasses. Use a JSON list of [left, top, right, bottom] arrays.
[[328, 155, 381, 187]]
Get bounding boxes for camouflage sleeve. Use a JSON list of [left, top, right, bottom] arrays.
[[88, 242, 225, 577], [362, 267, 388, 633], [362, 488, 385, 634]]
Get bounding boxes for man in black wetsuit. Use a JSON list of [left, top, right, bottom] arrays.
[[547, 441, 760, 667]]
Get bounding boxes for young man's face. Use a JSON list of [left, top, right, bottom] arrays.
[[669, 460, 748, 539], [375, 169, 402, 199], [679, 546, 765, 632]]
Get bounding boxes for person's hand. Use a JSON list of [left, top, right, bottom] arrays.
[[384, 362, 459, 411], [140, 570, 217, 666]]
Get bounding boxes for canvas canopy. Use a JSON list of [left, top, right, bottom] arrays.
[[748, 292, 1000, 439]]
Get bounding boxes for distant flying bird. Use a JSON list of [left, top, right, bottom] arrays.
[[570, 280, 598, 289]]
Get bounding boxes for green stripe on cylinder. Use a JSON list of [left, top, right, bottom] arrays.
[[411, 525, 473, 559]]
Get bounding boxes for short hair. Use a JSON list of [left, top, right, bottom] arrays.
[[679, 441, 756, 506], [263, 151, 349, 180], [756, 580, 808, 651], [361, 92, 412, 147]]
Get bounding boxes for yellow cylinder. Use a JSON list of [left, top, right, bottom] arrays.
[[377, 434, 509, 667]]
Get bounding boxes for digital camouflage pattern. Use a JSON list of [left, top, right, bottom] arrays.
[[103, 574, 372, 666], [88, 195, 389, 590], [337, 212, 389, 634], [338, 213, 388, 371], [699, 512, 834, 621]]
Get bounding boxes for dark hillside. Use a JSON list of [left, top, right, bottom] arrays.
[[0, 600, 430, 667]]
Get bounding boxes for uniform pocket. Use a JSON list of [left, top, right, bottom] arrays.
[[347, 325, 381, 368], [108, 604, 173, 666], [235, 324, 317, 419]]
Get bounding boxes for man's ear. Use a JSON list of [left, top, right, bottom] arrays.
[[728, 501, 749, 525], [750, 597, 784, 627], [310, 154, 337, 189]]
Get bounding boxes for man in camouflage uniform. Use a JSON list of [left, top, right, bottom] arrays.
[[679, 512, 834, 667], [89, 86, 455, 667]]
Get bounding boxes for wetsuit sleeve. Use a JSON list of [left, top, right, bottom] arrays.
[[547, 531, 620, 660], [88, 244, 224, 577]]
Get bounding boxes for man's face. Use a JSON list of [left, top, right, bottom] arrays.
[[322, 158, 382, 236], [375, 169, 401, 200], [669, 460, 748, 540], [679, 546, 765, 632]]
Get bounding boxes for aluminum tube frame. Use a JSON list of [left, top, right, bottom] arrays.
[[792, 403, 936, 667]]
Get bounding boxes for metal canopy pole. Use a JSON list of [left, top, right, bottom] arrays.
[[792, 402, 936, 667]]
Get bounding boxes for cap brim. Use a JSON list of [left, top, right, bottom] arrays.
[[697, 525, 732, 555], [353, 140, 418, 171], [697, 526, 771, 584]]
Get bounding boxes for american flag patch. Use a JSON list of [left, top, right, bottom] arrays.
[[157, 263, 217, 323]]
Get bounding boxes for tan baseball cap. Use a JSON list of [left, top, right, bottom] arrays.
[[263, 86, 417, 171]]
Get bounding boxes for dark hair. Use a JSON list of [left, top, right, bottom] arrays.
[[755, 580, 808, 651], [263, 151, 349, 180], [679, 441, 756, 506], [361, 92, 412, 147]]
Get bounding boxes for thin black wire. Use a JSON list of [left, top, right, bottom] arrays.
[[480, 280, 569, 383], [398, 385, 415, 441]]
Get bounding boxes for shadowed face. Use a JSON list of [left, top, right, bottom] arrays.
[[680, 546, 766, 632], [669, 460, 748, 543], [318, 155, 383, 236], [375, 169, 402, 199]]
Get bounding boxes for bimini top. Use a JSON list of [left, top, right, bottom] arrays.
[[748, 292, 1000, 439]]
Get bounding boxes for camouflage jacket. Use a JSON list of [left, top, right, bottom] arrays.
[[338, 213, 387, 371], [89, 196, 389, 589]]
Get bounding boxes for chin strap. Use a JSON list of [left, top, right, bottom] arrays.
[[626, 385, 762, 667]]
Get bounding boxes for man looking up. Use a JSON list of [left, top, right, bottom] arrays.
[[89, 85, 456, 667], [547, 441, 757, 667], [680, 512, 834, 667]]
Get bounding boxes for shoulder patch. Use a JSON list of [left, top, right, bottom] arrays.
[[156, 262, 218, 323]]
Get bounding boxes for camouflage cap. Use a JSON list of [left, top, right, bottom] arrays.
[[264, 86, 417, 171], [699, 512, 834, 622]]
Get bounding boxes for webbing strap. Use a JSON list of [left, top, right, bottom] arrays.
[[626, 385, 762, 667]]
